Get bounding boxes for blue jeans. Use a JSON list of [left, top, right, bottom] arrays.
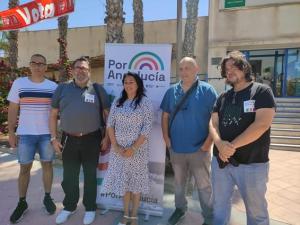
[[211, 156, 269, 225], [17, 134, 54, 164], [170, 149, 213, 224]]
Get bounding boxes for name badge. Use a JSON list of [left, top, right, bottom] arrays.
[[84, 93, 95, 103], [244, 100, 255, 113]]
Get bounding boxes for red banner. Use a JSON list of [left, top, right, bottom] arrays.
[[0, 0, 74, 31]]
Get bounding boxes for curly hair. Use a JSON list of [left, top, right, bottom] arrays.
[[220, 50, 253, 82], [117, 72, 146, 110]]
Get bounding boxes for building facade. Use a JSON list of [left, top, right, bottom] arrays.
[[208, 0, 300, 96], [17, 0, 300, 97], [18, 18, 209, 84]]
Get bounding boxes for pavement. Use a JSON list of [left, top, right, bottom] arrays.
[[0, 145, 299, 225]]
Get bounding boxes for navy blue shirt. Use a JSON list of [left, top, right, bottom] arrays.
[[160, 80, 217, 153]]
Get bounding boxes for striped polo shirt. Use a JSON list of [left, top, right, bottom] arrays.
[[7, 77, 57, 135]]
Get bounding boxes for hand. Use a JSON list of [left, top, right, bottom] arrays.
[[200, 145, 212, 152], [164, 137, 171, 150], [8, 133, 17, 148], [219, 152, 229, 162], [215, 140, 236, 158], [123, 148, 134, 158], [100, 136, 110, 152], [52, 139, 62, 153]]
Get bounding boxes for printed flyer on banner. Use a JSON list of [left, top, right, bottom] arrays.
[[97, 43, 171, 217]]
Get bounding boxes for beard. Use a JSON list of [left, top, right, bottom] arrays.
[[225, 76, 241, 87], [75, 74, 89, 83]]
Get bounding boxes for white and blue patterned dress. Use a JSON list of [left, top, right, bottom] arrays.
[[101, 97, 153, 196]]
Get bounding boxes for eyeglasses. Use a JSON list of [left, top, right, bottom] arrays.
[[74, 66, 89, 72], [30, 61, 46, 67]]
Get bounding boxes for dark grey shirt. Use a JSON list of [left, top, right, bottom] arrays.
[[51, 81, 110, 133]]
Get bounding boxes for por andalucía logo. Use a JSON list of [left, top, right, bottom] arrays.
[[129, 52, 164, 71], [107, 51, 166, 82]]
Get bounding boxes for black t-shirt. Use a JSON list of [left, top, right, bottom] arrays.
[[213, 82, 276, 164]]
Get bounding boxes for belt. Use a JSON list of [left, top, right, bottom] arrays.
[[63, 129, 100, 137]]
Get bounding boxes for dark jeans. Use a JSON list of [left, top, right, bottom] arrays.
[[61, 131, 101, 211]]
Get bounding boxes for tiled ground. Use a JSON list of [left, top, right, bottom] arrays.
[[0, 148, 298, 225]]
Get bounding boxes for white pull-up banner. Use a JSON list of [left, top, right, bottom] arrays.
[[97, 43, 172, 216]]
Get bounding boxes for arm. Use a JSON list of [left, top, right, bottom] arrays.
[[49, 108, 62, 152], [161, 111, 171, 149], [123, 135, 147, 158], [106, 101, 124, 155], [201, 86, 218, 152], [209, 113, 221, 145], [200, 133, 213, 152], [231, 108, 275, 148], [209, 112, 235, 161], [107, 126, 124, 155], [8, 102, 19, 148], [124, 99, 153, 157]]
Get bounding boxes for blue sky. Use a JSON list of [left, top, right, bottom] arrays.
[[0, 0, 209, 31]]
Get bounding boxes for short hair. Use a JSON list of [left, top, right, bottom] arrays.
[[31, 54, 47, 63], [180, 57, 198, 68], [72, 56, 90, 68], [220, 50, 253, 82]]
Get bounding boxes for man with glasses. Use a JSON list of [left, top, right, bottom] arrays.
[[160, 57, 217, 225], [209, 51, 276, 225], [7, 54, 58, 223], [50, 57, 110, 225]]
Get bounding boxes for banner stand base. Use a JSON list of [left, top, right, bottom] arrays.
[[97, 204, 164, 219], [144, 211, 150, 221], [99, 208, 110, 215]]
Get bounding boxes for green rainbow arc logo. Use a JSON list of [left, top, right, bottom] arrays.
[[128, 51, 164, 71]]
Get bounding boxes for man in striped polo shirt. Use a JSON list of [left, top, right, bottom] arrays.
[[7, 54, 57, 223]]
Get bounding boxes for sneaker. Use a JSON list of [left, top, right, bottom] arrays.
[[10, 200, 28, 223], [83, 211, 96, 225], [43, 195, 56, 215], [55, 210, 75, 224], [167, 208, 186, 225]]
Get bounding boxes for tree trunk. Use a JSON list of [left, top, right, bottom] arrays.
[[105, 0, 125, 43], [8, 0, 19, 80], [58, 15, 70, 82], [182, 0, 199, 58], [133, 0, 144, 43]]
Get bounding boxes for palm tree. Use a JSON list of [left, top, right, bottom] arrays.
[[58, 15, 70, 82], [104, 0, 125, 43], [8, 0, 19, 79], [0, 32, 9, 56], [182, 0, 199, 57], [133, 0, 144, 43]]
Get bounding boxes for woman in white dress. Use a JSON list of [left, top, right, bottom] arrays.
[[101, 72, 153, 225]]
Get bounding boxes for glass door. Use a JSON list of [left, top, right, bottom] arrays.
[[286, 49, 300, 97], [274, 51, 284, 97], [246, 49, 285, 97]]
